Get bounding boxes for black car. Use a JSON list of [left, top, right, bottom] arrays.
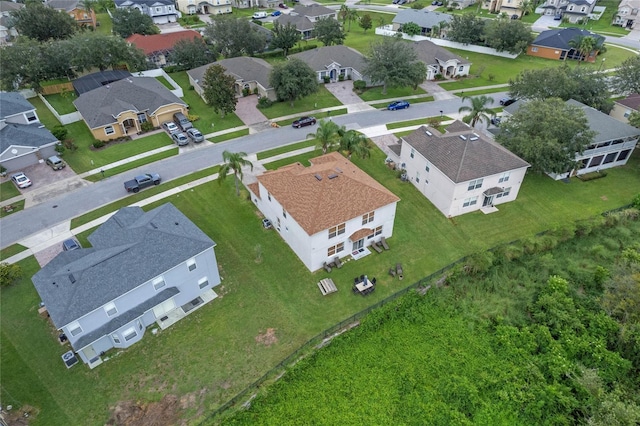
[[292, 116, 317, 128], [490, 117, 501, 126], [499, 97, 517, 106]]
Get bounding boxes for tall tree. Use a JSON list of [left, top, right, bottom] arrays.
[[307, 119, 340, 154], [458, 95, 495, 127], [484, 19, 533, 54], [314, 17, 345, 46], [520, 0, 533, 16], [112, 8, 158, 38], [339, 130, 371, 159], [218, 150, 253, 196], [71, 32, 146, 72], [202, 64, 237, 117], [0, 38, 56, 90], [271, 22, 300, 57], [447, 14, 485, 45], [204, 16, 266, 58], [611, 56, 640, 95], [81, 0, 95, 16], [359, 14, 372, 33], [568, 35, 598, 62], [269, 58, 318, 107], [345, 9, 359, 32], [495, 98, 596, 174], [402, 22, 421, 37], [628, 110, 640, 128], [339, 4, 350, 25], [171, 37, 216, 71], [11, 2, 77, 41], [363, 37, 427, 95]]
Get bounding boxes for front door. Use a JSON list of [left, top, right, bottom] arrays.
[[483, 195, 494, 207], [153, 298, 176, 319], [352, 239, 364, 251]]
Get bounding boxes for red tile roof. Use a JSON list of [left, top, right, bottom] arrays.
[[126, 31, 202, 55]]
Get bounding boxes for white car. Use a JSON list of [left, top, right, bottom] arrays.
[[162, 121, 179, 134], [11, 172, 32, 189]]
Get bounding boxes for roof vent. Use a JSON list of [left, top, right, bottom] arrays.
[[174, 222, 179, 226], [425, 130, 432, 136], [69, 274, 76, 284], [150, 222, 158, 229], [314, 174, 322, 181], [459, 135, 467, 140], [328, 173, 338, 179], [335, 167, 343, 173]]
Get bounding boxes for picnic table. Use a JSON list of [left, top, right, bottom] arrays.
[[317, 278, 338, 296]]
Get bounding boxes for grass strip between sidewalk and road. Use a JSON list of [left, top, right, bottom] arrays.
[[276, 109, 348, 127], [369, 96, 434, 109], [0, 243, 28, 261], [0, 200, 25, 219], [257, 140, 316, 160], [83, 148, 179, 182], [386, 116, 454, 130], [209, 129, 250, 143]]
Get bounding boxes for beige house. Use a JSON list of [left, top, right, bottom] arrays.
[[73, 77, 188, 141], [482, 0, 525, 18], [176, 0, 231, 16], [613, 0, 640, 29], [610, 93, 640, 123]]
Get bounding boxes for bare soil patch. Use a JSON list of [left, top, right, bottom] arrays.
[[255, 328, 278, 346], [106, 395, 181, 426]]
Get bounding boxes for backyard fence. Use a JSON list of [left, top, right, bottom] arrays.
[[37, 94, 82, 125]]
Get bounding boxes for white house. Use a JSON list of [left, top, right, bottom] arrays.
[[176, 0, 231, 16], [289, 45, 368, 84], [247, 152, 400, 272], [503, 99, 640, 180], [399, 121, 530, 217], [411, 40, 471, 80], [114, 0, 179, 24]]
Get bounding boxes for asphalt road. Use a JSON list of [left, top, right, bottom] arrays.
[[0, 93, 509, 248]]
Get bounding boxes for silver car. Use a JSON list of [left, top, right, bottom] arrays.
[[186, 128, 204, 143], [171, 132, 189, 146]]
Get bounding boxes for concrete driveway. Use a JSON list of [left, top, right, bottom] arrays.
[[532, 15, 561, 32]]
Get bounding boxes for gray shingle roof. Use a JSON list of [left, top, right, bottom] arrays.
[[291, 4, 335, 17], [411, 40, 470, 66], [402, 121, 529, 183], [187, 57, 274, 91], [290, 45, 366, 74], [393, 9, 453, 28], [0, 92, 35, 119], [275, 14, 315, 32], [530, 28, 604, 50], [0, 123, 58, 154], [72, 77, 186, 129], [0, 1, 23, 13], [47, 0, 82, 12], [31, 203, 215, 329]]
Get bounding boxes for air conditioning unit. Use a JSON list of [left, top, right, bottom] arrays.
[[61, 350, 79, 369]]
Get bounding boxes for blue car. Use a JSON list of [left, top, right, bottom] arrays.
[[388, 100, 410, 111], [272, 10, 281, 16]]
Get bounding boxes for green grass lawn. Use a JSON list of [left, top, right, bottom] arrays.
[[43, 93, 77, 115], [30, 96, 61, 129], [95, 13, 113, 35], [155, 75, 174, 90], [169, 71, 245, 132], [3, 144, 640, 425], [342, 11, 395, 53], [0, 243, 27, 260], [0, 200, 25, 218], [210, 128, 250, 143], [386, 115, 453, 130], [275, 108, 348, 126], [258, 86, 342, 119], [84, 148, 179, 182], [559, 0, 629, 36], [256, 139, 316, 160], [0, 180, 20, 202], [358, 85, 427, 102]]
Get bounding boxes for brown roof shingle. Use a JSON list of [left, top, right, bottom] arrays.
[[615, 93, 640, 111], [255, 152, 400, 236], [126, 31, 202, 55]]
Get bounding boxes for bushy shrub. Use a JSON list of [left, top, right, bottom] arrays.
[[257, 97, 273, 109], [55, 143, 65, 155], [338, 74, 344, 81], [52, 125, 68, 141], [92, 140, 105, 149], [0, 262, 22, 287], [187, 113, 199, 122], [140, 121, 154, 132], [63, 139, 78, 151], [353, 80, 366, 92], [242, 87, 251, 96], [631, 193, 640, 209], [323, 75, 330, 83]]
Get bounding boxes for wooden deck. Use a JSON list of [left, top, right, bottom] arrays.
[[317, 278, 338, 296]]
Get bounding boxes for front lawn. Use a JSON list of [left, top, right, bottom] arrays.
[[560, 0, 629, 36], [83, 148, 179, 182], [44, 93, 77, 115], [358, 85, 427, 102], [258, 85, 342, 119], [0, 180, 21, 202]]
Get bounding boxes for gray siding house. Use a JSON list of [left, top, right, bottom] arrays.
[[290, 46, 368, 84], [0, 92, 59, 172], [32, 203, 222, 368], [114, 0, 179, 24], [392, 10, 453, 36]]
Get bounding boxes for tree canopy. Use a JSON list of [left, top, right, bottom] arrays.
[[496, 98, 596, 174], [610, 55, 640, 96], [447, 14, 485, 45], [314, 17, 345, 46], [202, 64, 237, 118], [359, 14, 372, 33], [171, 37, 216, 71], [363, 37, 426, 95], [458, 95, 495, 127], [269, 58, 318, 106], [402, 22, 421, 37], [484, 19, 533, 54], [11, 2, 77, 41], [112, 8, 158, 38], [204, 16, 266, 58], [270, 22, 300, 57]]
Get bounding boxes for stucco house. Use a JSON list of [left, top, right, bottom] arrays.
[[187, 57, 276, 102], [483, 0, 526, 18], [0, 92, 59, 172], [503, 99, 639, 180], [247, 152, 400, 272], [411, 40, 471, 80], [290, 45, 367, 84], [126, 30, 203, 68], [114, 0, 179, 24], [73, 77, 188, 141], [392, 10, 453, 37], [32, 203, 221, 368], [613, 0, 640, 29], [540, 0, 596, 22], [397, 121, 530, 217], [47, 0, 97, 28], [527, 28, 604, 63], [176, 0, 231, 16], [610, 93, 640, 124], [233, 0, 277, 9]]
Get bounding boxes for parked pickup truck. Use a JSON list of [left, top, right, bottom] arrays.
[[124, 173, 161, 193]]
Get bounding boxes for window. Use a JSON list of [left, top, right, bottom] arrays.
[[531, 47, 538, 52], [327, 242, 344, 256], [498, 172, 510, 183], [138, 320, 143, 331], [328, 223, 346, 239], [267, 192, 271, 201], [69, 322, 82, 336], [153, 277, 166, 290], [277, 217, 281, 230], [617, 149, 631, 161], [410, 149, 415, 158], [374, 225, 382, 236], [611, 139, 624, 145], [104, 126, 115, 135], [467, 178, 483, 191], [495, 187, 511, 199], [156, 7, 161, 12], [458, 66, 464, 72], [25, 111, 37, 122], [362, 211, 374, 225], [282, 208, 287, 218], [589, 155, 604, 168], [123, 327, 137, 341], [415, 172, 420, 183], [603, 152, 617, 164], [462, 197, 478, 207], [198, 277, 209, 289], [425, 163, 430, 173], [137, 113, 147, 123], [112, 334, 121, 344], [104, 302, 117, 317], [187, 259, 197, 271]]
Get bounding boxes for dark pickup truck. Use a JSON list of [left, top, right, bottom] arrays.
[[124, 173, 161, 193]]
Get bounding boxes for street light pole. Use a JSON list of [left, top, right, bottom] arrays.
[[599, 57, 606, 72]]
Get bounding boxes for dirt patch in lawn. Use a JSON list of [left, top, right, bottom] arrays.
[[255, 328, 278, 346], [2, 404, 39, 425], [106, 395, 181, 426]]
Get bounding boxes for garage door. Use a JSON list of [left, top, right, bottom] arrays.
[[154, 16, 169, 24], [1, 152, 39, 172], [153, 298, 176, 319]]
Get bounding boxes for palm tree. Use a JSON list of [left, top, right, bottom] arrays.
[[458, 95, 495, 128], [520, 0, 533, 16], [430, 23, 440, 39], [339, 5, 350, 26], [346, 9, 359, 32], [569, 35, 597, 62], [218, 150, 253, 196], [339, 130, 371, 159], [307, 119, 340, 154]]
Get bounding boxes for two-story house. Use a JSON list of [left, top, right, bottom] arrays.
[[540, 0, 596, 22], [32, 203, 222, 368], [397, 121, 530, 217], [0, 92, 59, 172], [483, 0, 526, 18], [247, 152, 400, 272], [613, 0, 640, 29], [0, 1, 23, 43], [503, 99, 640, 180], [274, 4, 337, 39], [411, 40, 471, 80], [47, 0, 97, 28], [114, 0, 179, 24], [176, 0, 232, 16]]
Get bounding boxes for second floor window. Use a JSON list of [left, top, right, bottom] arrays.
[[362, 211, 374, 225], [328, 223, 345, 239], [468, 178, 483, 191]]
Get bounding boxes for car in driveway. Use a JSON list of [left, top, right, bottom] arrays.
[[278, 3, 288, 8], [272, 10, 281, 16], [292, 116, 317, 128], [490, 117, 501, 126], [62, 238, 81, 251], [388, 100, 410, 111], [554, 14, 563, 20], [172, 132, 189, 146], [45, 155, 66, 170], [499, 97, 517, 106], [162, 121, 179, 134], [187, 128, 204, 143], [11, 172, 32, 188]]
